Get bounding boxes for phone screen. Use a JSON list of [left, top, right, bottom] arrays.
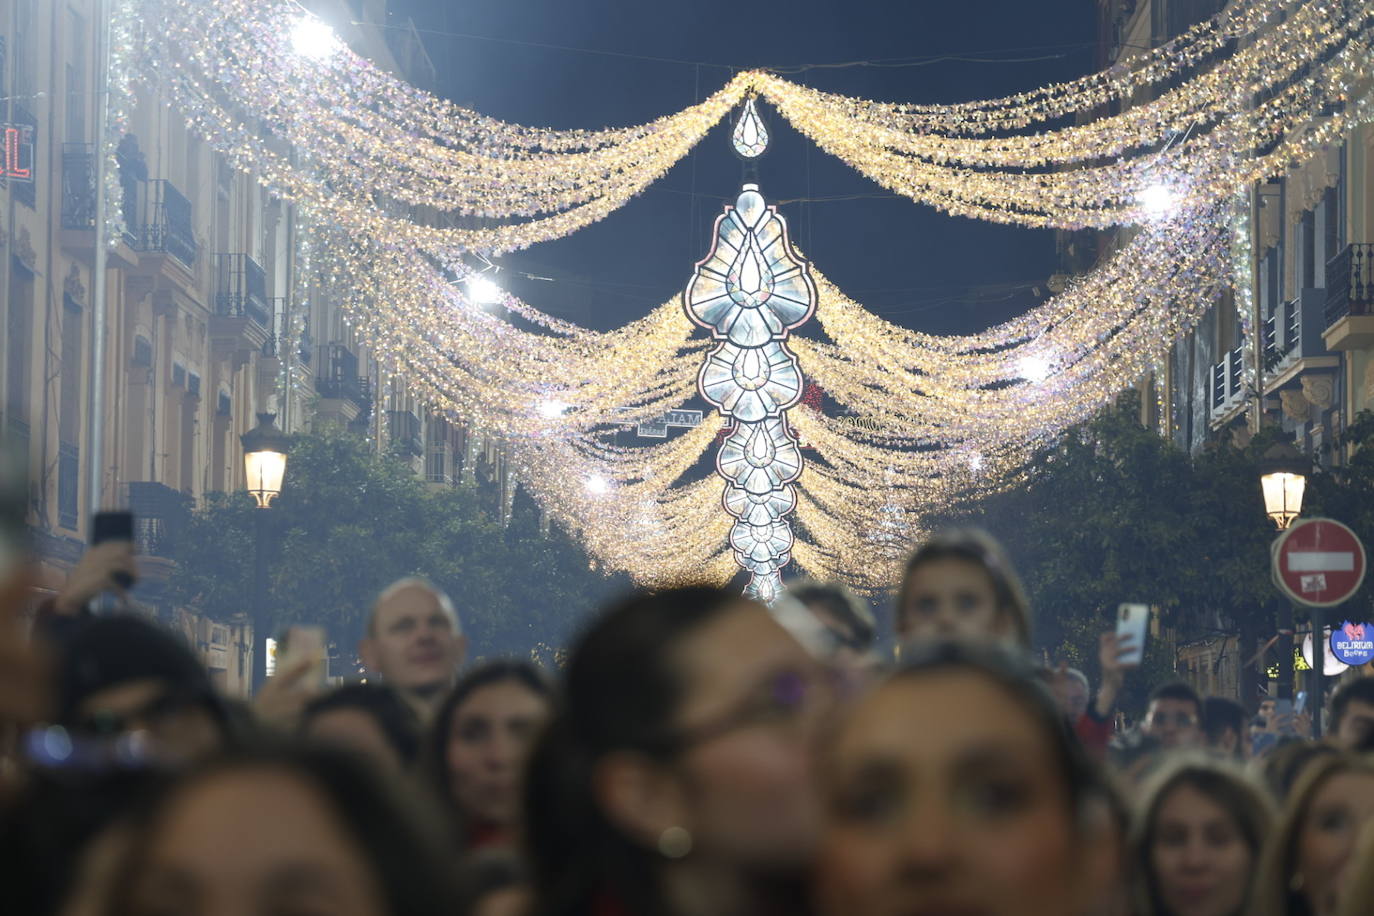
[[1115, 604, 1149, 665]]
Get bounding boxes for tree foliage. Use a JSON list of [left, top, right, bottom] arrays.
[[168, 427, 629, 659], [935, 394, 1374, 711]]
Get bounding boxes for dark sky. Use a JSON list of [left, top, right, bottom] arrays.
[[388, 0, 1101, 335]]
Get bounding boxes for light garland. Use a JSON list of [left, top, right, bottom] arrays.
[[111, 0, 1374, 593]]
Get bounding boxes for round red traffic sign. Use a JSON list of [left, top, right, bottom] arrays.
[[1272, 518, 1367, 607]]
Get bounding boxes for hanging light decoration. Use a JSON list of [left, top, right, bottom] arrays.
[[112, 0, 1374, 594], [685, 101, 816, 600]]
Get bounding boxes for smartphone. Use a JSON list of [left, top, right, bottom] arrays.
[[1115, 603, 1149, 665], [276, 625, 328, 689], [1295, 691, 1308, 716], [91, 511, 135, 589]]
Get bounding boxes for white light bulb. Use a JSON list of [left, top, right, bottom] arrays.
[[585, 475, 609, 495], [1017, 356, 1052, 383], [538, 399, 569, 419], [1136, 182, 1179, 219], [466, 275, 503, 306], [290, 16, 342, 61]]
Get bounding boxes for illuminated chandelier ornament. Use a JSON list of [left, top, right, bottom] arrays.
[[686, 102, 816, 600]]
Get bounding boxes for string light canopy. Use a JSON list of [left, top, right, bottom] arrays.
[[110, 0, 1374, 592]]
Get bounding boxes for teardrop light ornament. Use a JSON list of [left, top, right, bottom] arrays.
[[732, 97, 769, 159]]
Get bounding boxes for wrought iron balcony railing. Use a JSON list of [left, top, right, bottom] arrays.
[[1325, 243, 1374, 326], [61, 143, 97, 230], [126, 481, 192, 558], [129, 179, 197, 268], [212, 253, 271, 329]]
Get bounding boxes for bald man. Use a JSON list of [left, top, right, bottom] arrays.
[[359, 577, 467, 723]]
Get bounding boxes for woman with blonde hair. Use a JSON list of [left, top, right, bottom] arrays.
[[1252, 753, 1374, 916], [1128, 756, 1273, 916]]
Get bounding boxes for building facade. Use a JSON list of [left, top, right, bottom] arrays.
[[1087, 0, 1374, 699], [1, 0, 514, 694]]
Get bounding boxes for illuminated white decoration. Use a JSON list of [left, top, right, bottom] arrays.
[[731, 97, 769, 158], [686, 107, 815, 599]]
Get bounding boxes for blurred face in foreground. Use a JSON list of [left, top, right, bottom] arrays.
[[119, 766, 388, 916], [814, 671, 1092, 916], [666, 603, 835, 868], [1294, 770, 1374, 916], [1149, 784, 1253, 916]]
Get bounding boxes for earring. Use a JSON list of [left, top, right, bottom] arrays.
[[658, 826, 693, 859], [1289, 872, 1305, 892]]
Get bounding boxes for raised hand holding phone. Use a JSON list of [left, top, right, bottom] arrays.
[[1114, 604, 1149, 666]]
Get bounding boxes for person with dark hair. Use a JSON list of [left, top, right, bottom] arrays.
[[425, 659, 553, 851], [301, 683, 422, 775], [0, 614, 236, 916], [1129, 757, 1273, 916], [895, 528, 1032, 650], [1203, 696, 1248, 760], [813, 641, 1118, 916], [777, 579, 879, 670], [1142, 682, 1204, 751], [524, 585, 833, 916], [98, 743, 460, 916], [1328, 677, 1374, 749]]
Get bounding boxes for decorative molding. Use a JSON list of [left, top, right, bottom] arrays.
[[63, 264, 87, 305], [13, 227, 37, 273], [1280, 389, 1312, 422], [1301, 374, 1334, 410]]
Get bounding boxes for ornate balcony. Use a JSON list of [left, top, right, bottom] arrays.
[[316, 344, 372, 425], [1323, 243, 1374, 351], [129, 179, 197, 268], [210, 254, 273, 367]]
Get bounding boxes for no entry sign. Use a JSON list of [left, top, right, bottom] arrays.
[[1272, 518, 1367, 607]]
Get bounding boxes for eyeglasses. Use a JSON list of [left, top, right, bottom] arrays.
[[665, 668, 833, 750], [1146, 712, 1199, 728]]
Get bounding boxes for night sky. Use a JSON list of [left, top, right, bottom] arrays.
[[388, 0, 1101, 336]]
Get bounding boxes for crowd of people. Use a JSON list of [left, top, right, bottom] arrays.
[[2, 526, 1374, 916]]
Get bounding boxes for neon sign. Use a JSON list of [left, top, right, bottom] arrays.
[[1, 124, 34, 182]]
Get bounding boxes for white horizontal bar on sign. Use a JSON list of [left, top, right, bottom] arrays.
[[1287, 552, 1356, 572]]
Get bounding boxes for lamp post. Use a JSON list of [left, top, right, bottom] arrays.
[[1259, 442, 1309, 731], [241, 413, 289, 693]]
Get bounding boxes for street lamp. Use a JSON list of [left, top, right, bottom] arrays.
[[242, 413, 289, 509], [1258, 440, 1312, 735], [241, 413, 289, 692], [1260, 441, 1307, 530]]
